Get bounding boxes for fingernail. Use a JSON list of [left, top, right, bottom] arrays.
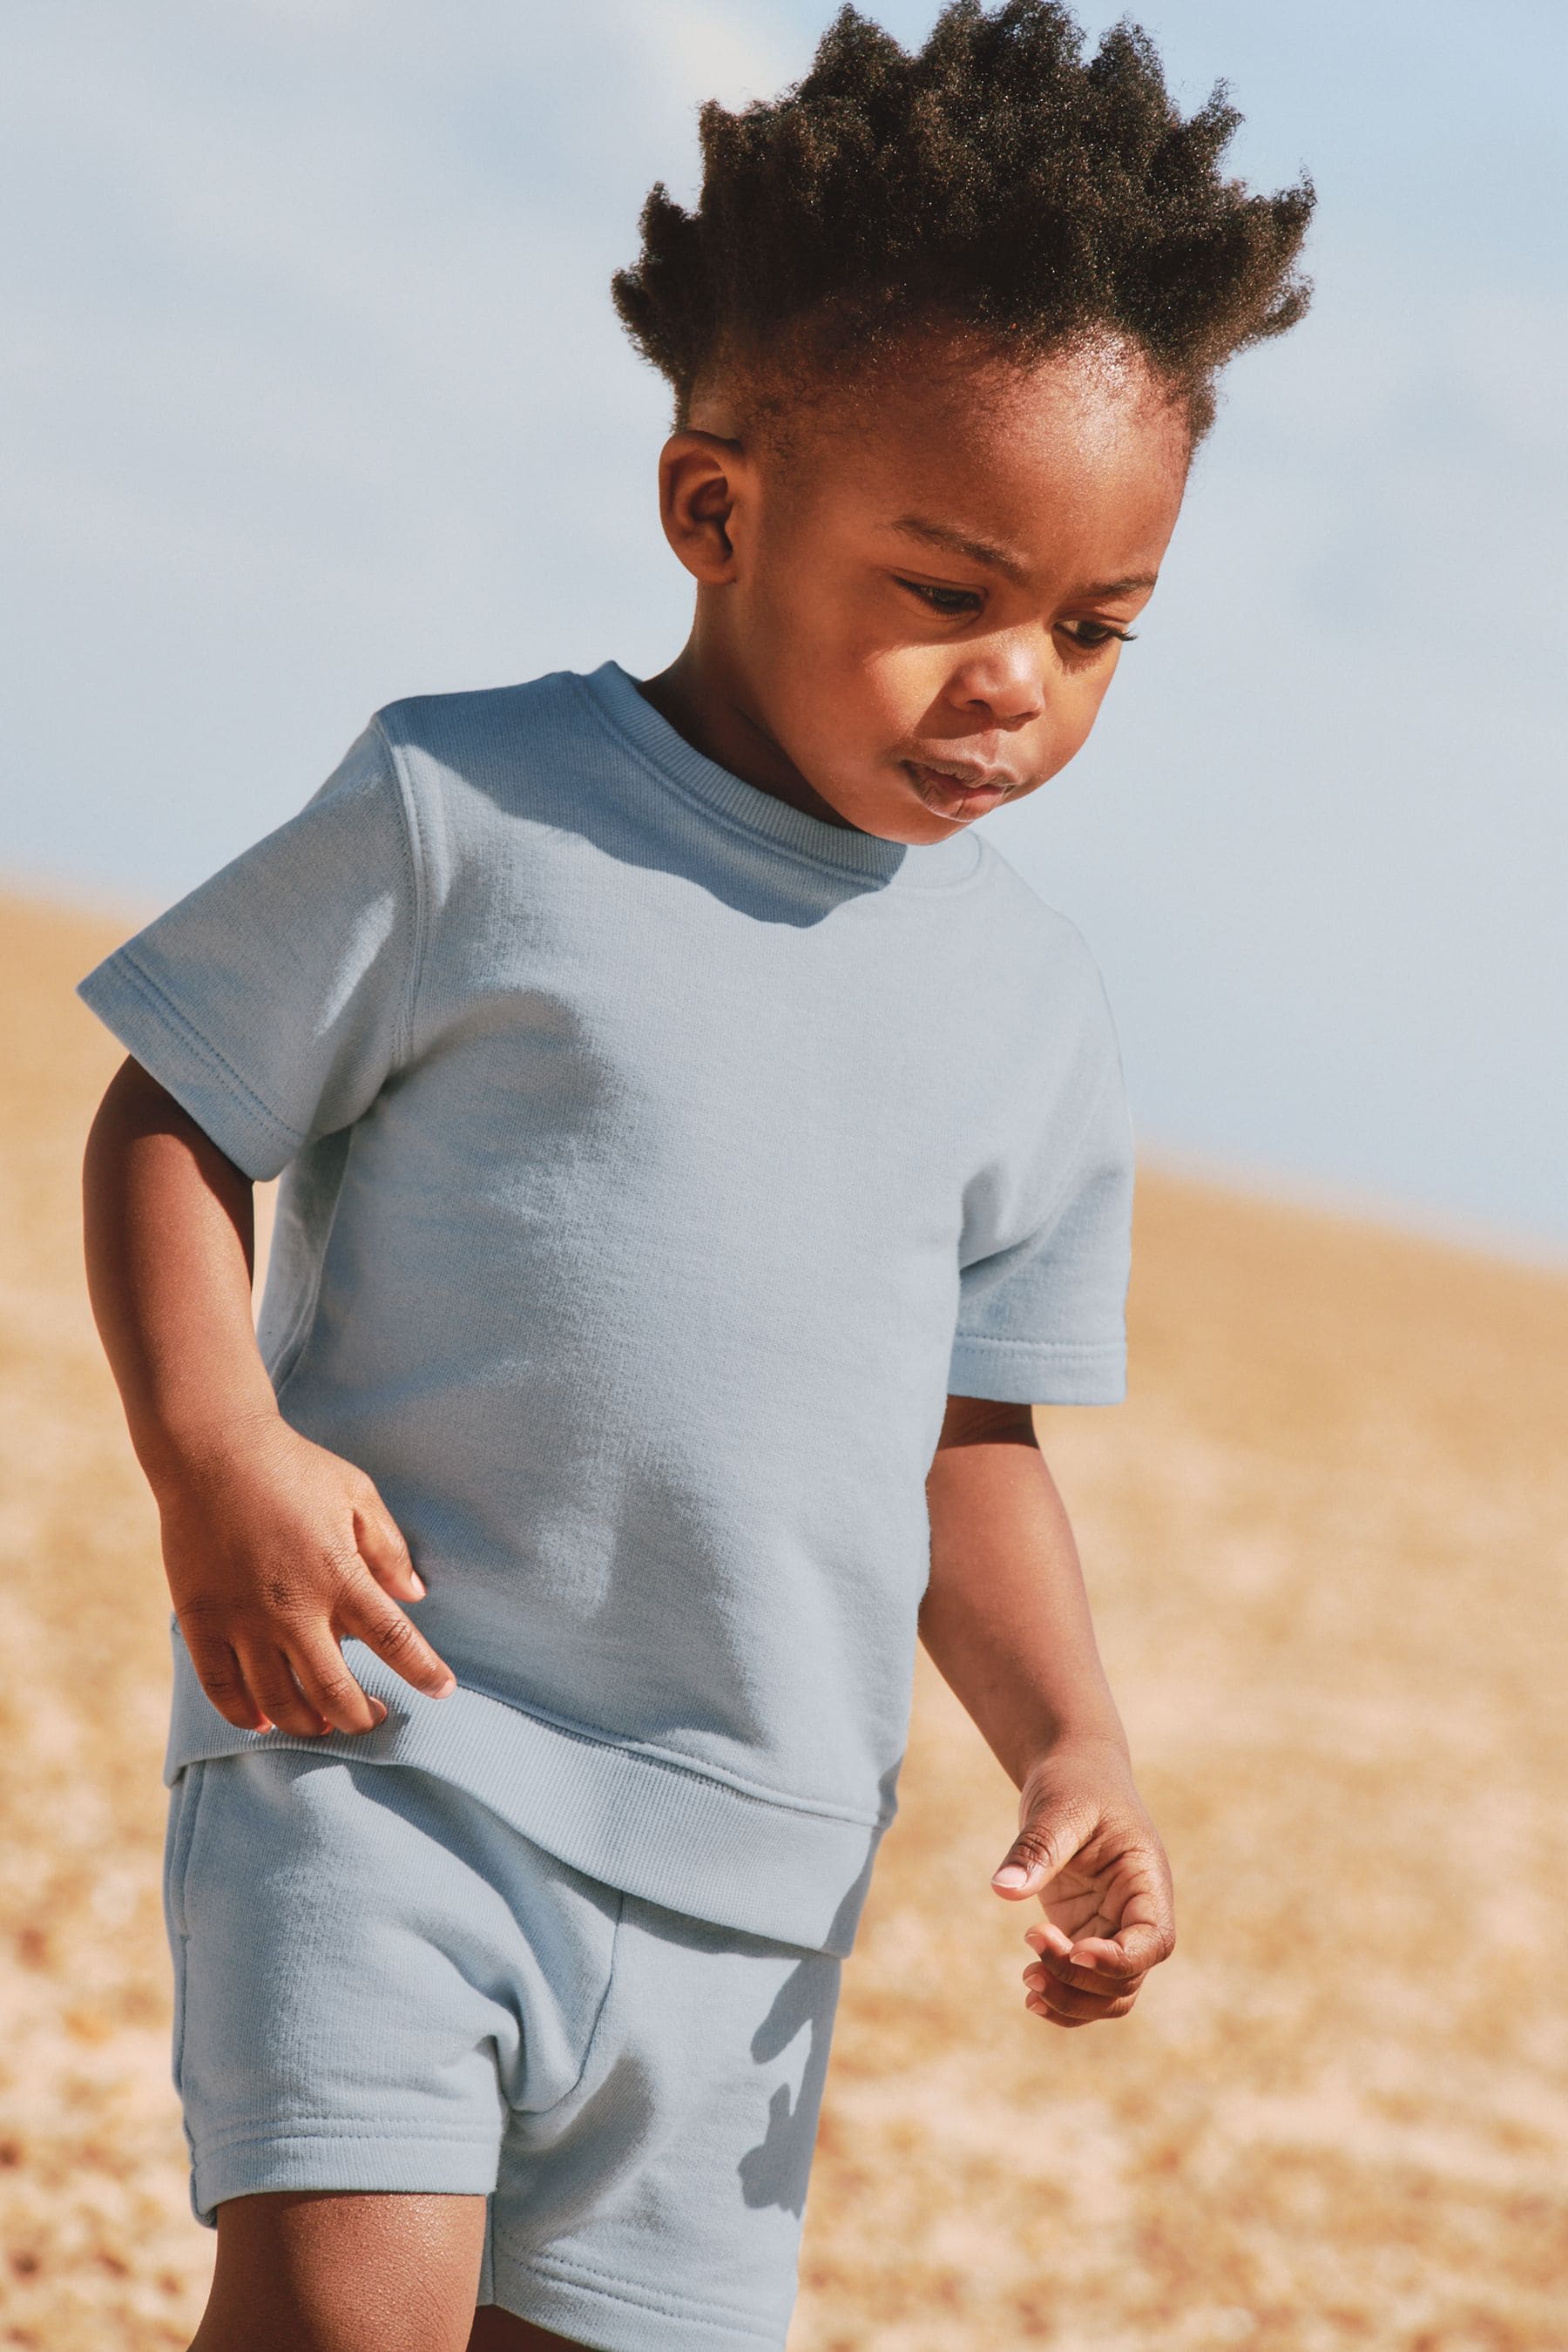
[[992, 1864, 1031, 1889], [370, 1701, 388, 1725], [409, 1573, 427, 1598]]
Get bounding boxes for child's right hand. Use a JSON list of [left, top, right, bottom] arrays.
[[152, 1414, 456, 1739]]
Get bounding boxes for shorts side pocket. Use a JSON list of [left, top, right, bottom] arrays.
[[163, 1759, 209, 1945], [162, 1761, 210, 2119]]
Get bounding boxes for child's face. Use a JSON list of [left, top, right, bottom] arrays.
[[664, 335, 1192, 842]]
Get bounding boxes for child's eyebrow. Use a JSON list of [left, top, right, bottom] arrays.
[[892, 514, 1031, 584], [890, 515, 1158, 600]]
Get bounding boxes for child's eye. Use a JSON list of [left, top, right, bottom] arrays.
[[895, 578, 984, 618], [1060, 620, 1138, 651]]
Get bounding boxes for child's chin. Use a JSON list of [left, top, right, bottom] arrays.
[[857, 796, 961, 844]]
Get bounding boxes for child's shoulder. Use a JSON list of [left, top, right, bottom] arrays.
[[370, 666, 586, 767], [969, 831, 1113, 1003], [360, 667, 622, 855]]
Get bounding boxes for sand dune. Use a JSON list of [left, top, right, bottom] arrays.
[[2, 889, 1565, 2349]]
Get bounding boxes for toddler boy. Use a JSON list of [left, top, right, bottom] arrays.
[[79, 6, 1312, 2347]]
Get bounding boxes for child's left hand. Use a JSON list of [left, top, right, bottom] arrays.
[[990, 1738, 1175, 2028]]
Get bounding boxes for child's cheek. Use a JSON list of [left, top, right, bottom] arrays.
[[861, 640, 956, 740]]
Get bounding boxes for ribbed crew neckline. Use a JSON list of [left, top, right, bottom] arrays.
[[579, 659, 980, 889]]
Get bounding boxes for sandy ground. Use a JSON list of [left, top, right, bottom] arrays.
[[2, 887, 1565, 2349]]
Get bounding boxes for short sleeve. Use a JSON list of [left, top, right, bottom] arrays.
[[76, 720, 422, 1181], [947, 1054, 1134, 1407]]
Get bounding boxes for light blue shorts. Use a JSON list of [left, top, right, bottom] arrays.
[[163, 1747, 841, 2351]]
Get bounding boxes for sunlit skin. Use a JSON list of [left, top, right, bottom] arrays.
[[639, 331, 1192, 841]]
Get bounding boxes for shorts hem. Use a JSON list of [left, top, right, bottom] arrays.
[[189, 2128, 500, 2229], [490, 2253, 786, 2351]]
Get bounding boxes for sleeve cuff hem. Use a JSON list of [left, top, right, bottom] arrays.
[[76, 951, 305, 1182], [946, 1333, 1126, 1407]]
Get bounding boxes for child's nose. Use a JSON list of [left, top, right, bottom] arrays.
[[947, 640, 1048, 728]]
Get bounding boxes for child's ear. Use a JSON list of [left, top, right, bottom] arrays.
[[656, 430, 750, 586]]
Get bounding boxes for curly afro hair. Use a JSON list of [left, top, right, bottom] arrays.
[[612, 0, 1313, 440]]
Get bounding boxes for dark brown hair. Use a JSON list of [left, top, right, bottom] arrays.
[[612, 1, 1314, 439]]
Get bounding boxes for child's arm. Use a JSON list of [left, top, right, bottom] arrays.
[[922, 1394, 1174, 2027], [82, 1056, 456, 1740]]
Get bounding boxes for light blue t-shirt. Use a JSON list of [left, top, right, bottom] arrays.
[[78, 661, 1132, 1956]]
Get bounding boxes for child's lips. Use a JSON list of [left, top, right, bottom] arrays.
[[903, 759, 1014, 817]]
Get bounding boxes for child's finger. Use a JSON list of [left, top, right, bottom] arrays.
[[1024, 1995, 1092, 2029], [1023, 1962, 1139, 2020], [1023, 1920, 1074, 1960], [234, 1640, 332, 1740], [286, 1635, 390, 1737], [1024, 1911, 1173, 1978], [184, 1631, 273, 1733], [1023, 1970, 1139, 2024], [1067, 1923, 1173, 1978], [352, 1484, 425, 1602], [1026, 1942, 1146, 1997], [1024, 1924, 1145, 1985], [341, 1586, 457, 1699]]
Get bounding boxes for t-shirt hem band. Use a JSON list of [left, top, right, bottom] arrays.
[[165, 1632, 882, 1957]]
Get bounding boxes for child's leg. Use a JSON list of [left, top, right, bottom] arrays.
[[187, 2190, 583, 2351], [163, 1754, 625, 2347], [162, 1752, 837, 2346], [191, 2190, 483, 2351], [466, 2308, 583, 2350]]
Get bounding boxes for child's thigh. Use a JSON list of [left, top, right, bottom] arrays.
[[193, 2189, 587, 2352], [193, 2189, 490, 2352]]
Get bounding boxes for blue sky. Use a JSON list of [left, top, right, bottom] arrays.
[[4, 1, 1565, 1249]]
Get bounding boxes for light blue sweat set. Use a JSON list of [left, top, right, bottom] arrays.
[[78, 661, 1133, 2348]]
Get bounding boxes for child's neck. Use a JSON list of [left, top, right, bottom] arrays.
[[635, 639, 855, 832]]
